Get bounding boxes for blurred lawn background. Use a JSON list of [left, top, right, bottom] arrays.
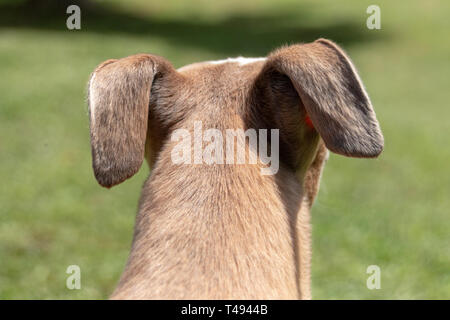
[[0, 0, 449, 299]]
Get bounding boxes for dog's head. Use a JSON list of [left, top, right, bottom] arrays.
[[88, 39, 383, 195]]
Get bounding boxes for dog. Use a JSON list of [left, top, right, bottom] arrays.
[[87, 38, 383, 299]]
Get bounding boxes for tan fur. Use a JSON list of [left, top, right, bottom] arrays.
[[87, 39, 383, 299]]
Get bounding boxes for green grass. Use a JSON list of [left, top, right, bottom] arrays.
[[0, 0, 449, 299]]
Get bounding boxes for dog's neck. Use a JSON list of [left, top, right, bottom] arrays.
[[112, 144, 307, 299], [110, 62, 321, 298]]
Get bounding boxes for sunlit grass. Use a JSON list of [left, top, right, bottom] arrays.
[[0, 0, 449, 299]]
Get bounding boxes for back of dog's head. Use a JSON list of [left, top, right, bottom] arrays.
[[88, 39, 383, 194]]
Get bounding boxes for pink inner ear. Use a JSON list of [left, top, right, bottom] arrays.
[[304, 114, 314, 129]]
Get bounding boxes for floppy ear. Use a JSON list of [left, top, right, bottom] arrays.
[[88, 54, 175, 188], [266, 39, 383, 158]]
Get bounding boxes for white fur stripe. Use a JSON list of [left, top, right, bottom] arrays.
[[89, 72, 97, 126], [208, 57, 266, 66]]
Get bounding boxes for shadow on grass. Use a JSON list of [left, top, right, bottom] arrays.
[[0, 0, 384, 56]]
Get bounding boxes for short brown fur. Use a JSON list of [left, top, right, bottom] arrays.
[[87, 39, 383, 299]]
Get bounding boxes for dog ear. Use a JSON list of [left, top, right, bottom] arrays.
[[265, 39, 383, 158], [88, 54, 176, 188]]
